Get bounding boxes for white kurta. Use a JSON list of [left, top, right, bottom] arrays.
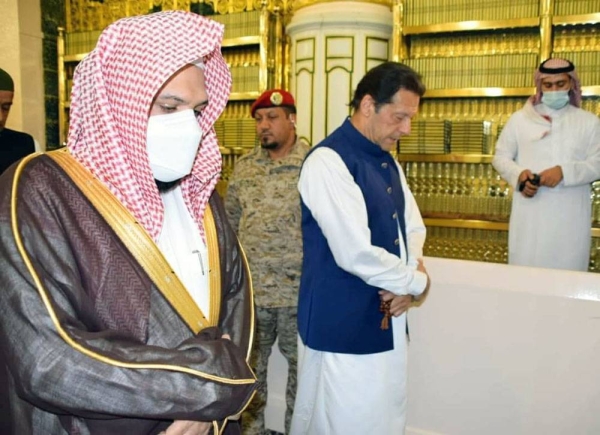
[[290, 148, 428, 435], [157, 186, 210, 317], [493, 102, 600, 271]]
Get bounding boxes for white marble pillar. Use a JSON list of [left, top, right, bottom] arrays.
[[286, 1, 393, 146]]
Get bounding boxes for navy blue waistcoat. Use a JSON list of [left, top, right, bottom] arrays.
[[298, 119, 407, 354]]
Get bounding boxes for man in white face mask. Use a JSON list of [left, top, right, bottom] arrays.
[[0, 11, 256, 435], [147, 62, 207, 189], [493, 58, 600, 271]]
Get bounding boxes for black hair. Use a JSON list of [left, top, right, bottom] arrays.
[[349, 62, 426, 111], [282, 105, 297, 116]]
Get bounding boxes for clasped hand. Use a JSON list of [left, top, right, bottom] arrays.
[[159, 334, 231, 435], [519, 166, 563, 198], [378, 258, 430, 316], [160, 420, 212, 435]]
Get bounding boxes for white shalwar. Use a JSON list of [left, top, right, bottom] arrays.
[[290, 148, 428, 435], [493, 101, 600, 271], [157, 186, 210, 316]]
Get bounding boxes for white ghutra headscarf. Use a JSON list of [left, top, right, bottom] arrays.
[[530, 57, 582, 108]]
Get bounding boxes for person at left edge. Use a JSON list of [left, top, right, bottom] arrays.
[[0, 68, 36, 174], [0, 11, 256, 435]]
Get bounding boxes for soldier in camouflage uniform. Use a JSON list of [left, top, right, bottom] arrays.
[[225, 89, 309, 435]]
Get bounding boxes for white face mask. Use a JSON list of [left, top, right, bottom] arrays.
[[146, 109, 203, 182], [541, 90, 570, 110]]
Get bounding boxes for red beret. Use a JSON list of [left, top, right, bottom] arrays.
[[250, 89, 296, 117]]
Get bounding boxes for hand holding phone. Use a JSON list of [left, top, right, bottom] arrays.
[[519, 173, 540, 192]]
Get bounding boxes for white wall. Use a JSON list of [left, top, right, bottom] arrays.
[[265, 341, 288, 433], [0, 0, 45, 148], [406, 258, 600, 435], [266, 258, 600, 434]]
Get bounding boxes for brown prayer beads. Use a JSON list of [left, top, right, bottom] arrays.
[[379, 300, 392, 330]]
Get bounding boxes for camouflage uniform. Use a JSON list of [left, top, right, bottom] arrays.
[[225, 139, 309, 435]]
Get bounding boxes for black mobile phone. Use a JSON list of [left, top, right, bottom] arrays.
[[518, 173, 541, 192]]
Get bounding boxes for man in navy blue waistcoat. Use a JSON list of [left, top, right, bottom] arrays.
[[290, 62, 431, 435]]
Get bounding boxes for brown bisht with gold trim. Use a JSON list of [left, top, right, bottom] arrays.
[[0, 151, 256, 434]]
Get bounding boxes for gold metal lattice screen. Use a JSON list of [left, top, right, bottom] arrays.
[[65, 0, 299, 32]]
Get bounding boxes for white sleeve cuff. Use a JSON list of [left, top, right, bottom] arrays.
[[407, 270, 428, 296]]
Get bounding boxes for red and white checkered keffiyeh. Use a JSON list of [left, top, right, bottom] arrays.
[[67, 10, 231, 240]]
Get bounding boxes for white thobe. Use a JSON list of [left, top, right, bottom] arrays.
[[157, 186, 210, 317], [290, 148, 428, 435], [493, 102, 600, 271]]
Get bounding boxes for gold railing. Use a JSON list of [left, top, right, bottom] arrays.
[[401, 157, 600, 272]]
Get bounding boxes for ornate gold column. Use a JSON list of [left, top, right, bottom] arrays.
[[259, 0, 270, 91], [539, 0, 555, 62], [58, 27, 67, 146], [273, 7, 283, 88], [391, 0, 407, 62]]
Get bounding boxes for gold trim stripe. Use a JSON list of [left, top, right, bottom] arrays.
[[47, 149, 210, 334], [403, 17, 540, 35], [238, 240, 255, 363], [293, 0, 392, 12], [424, 218, 508, 231], [396, 154, 494, 164], [205, 205, 222, 326], [10, 152, 255, 385], [218, 389, 258, 434]]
